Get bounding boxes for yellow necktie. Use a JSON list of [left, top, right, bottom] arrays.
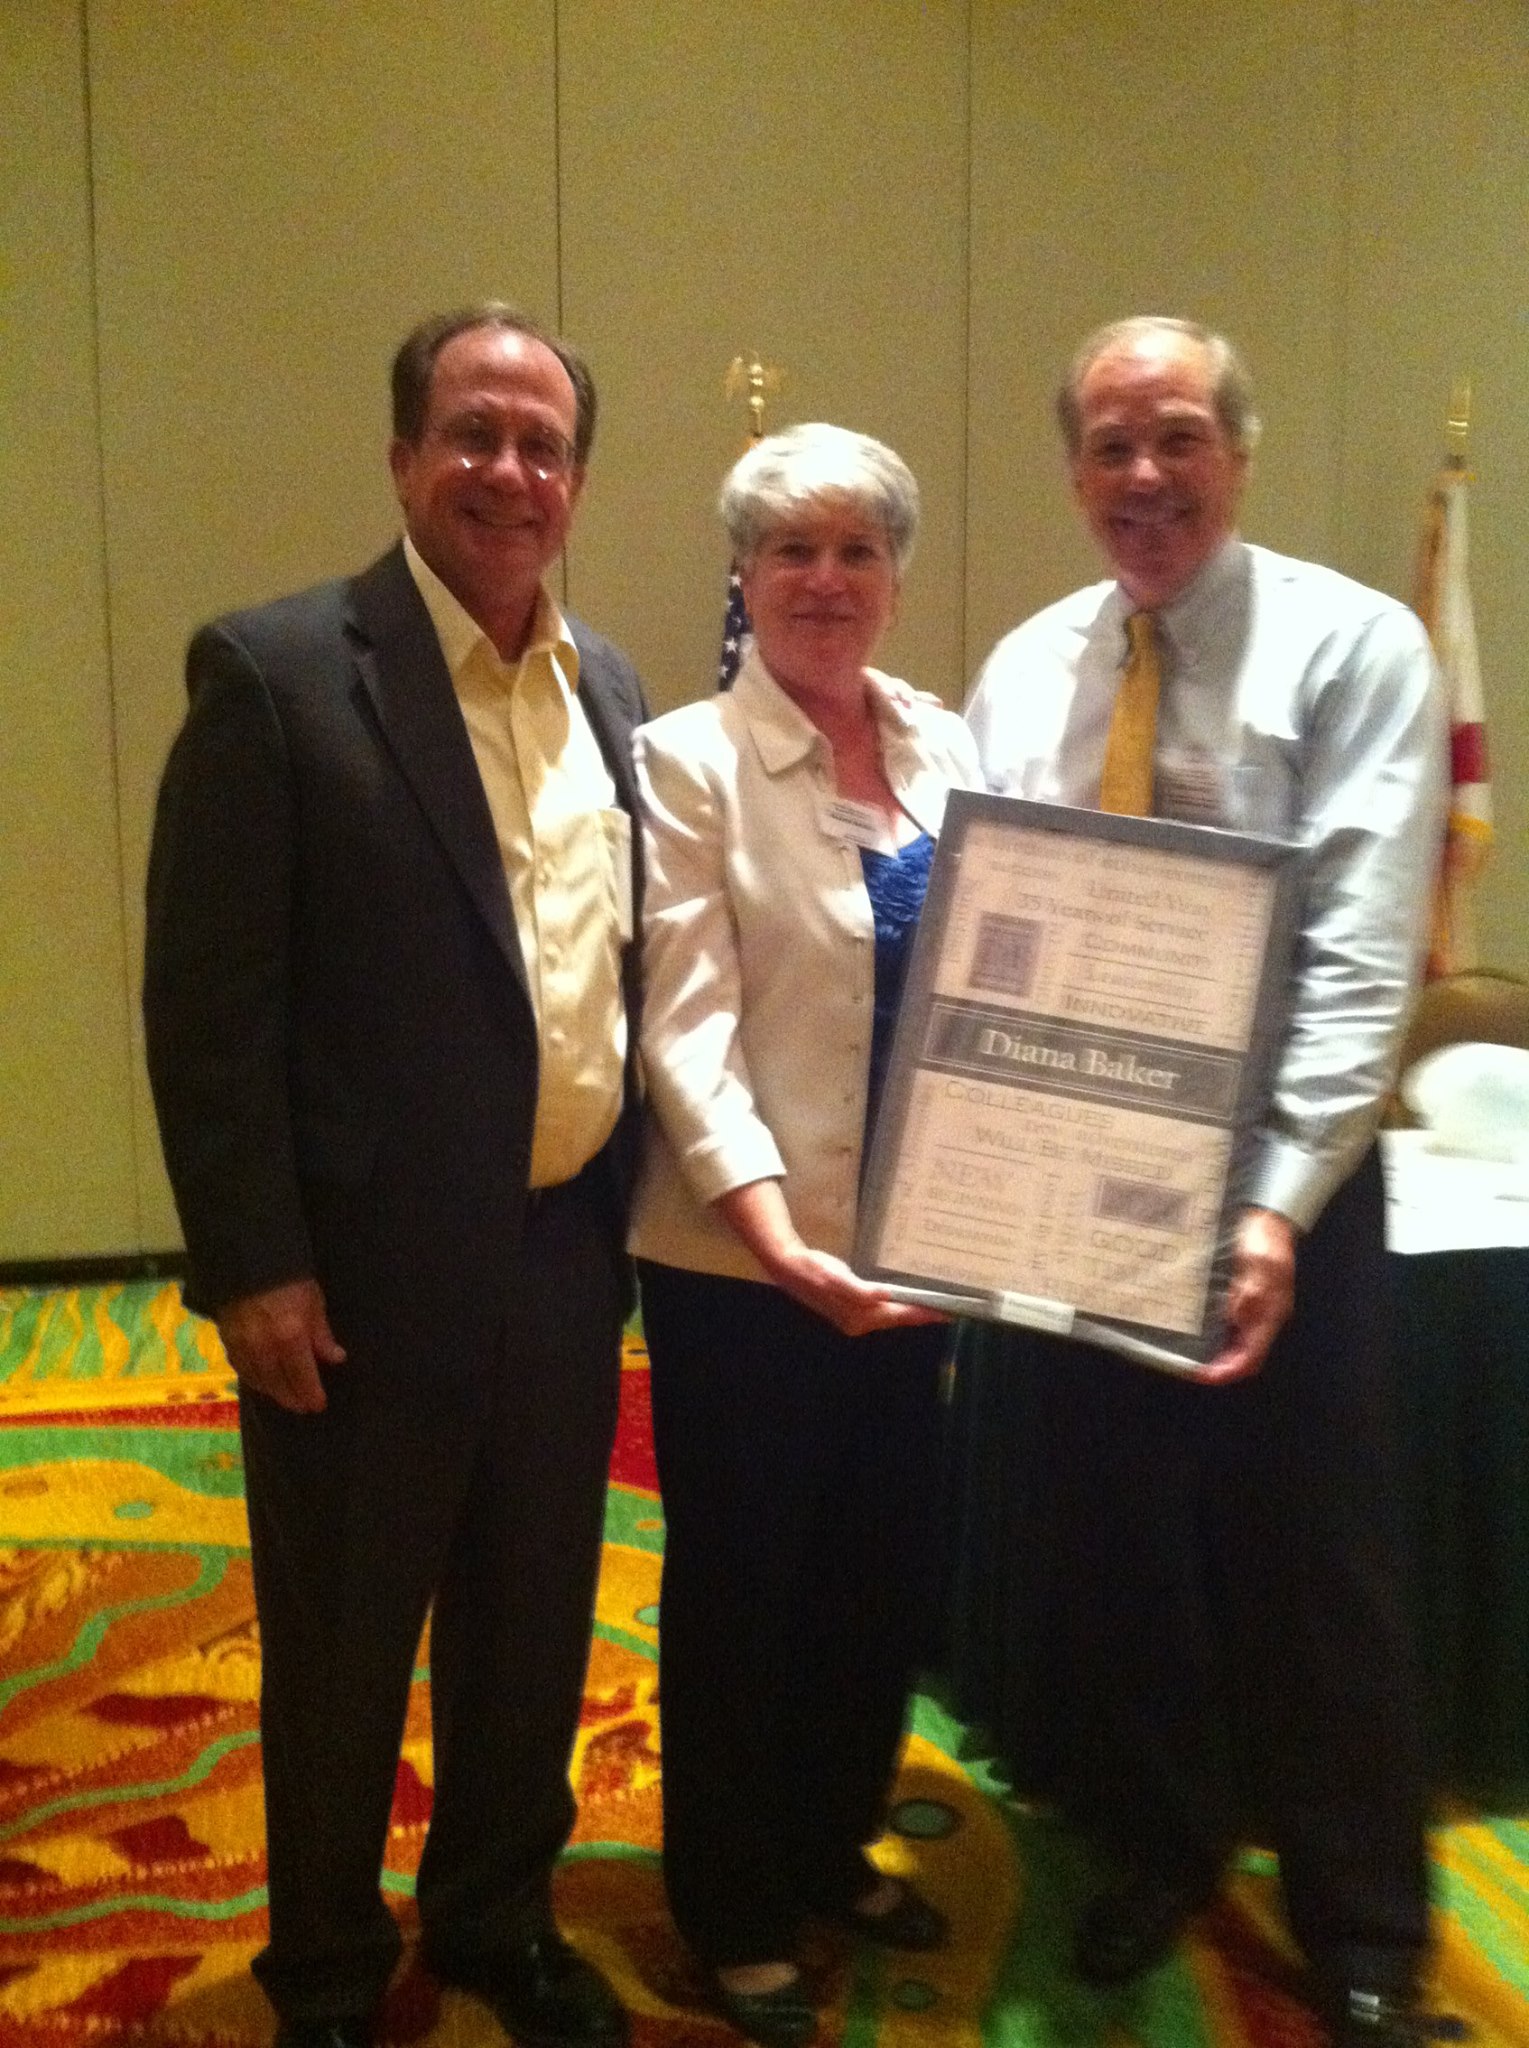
[[1098, 610, 1160, 816]]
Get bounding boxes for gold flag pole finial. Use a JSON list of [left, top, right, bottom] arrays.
[[725, 354, 784, 446], [1445, 378, 1471, 469]]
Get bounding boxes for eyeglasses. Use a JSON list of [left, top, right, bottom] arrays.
[[426, 417, 577, 480]]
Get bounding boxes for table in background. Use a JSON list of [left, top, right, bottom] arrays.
[[941, 1247, 1529, 1813]]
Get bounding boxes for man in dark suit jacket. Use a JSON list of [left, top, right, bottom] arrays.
[[144, 306, 648, 2048]]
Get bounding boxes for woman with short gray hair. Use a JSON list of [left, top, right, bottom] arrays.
[[718, 420, 922, 572], [630, 424, 981, 2044]]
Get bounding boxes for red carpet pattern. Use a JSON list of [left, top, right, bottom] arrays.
[[0, 1283, 1525, 2047]]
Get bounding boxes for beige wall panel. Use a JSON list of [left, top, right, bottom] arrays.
[[1341, 0, 1529, 971], [966, 0, 1348, 679], [556, 0, 970, 712], [13, 0, 1521, 1263], [89, 0, 560, 1246], [0, 3, 139, 1260]]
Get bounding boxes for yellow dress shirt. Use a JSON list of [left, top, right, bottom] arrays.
[[405, 539, 629, 1186]]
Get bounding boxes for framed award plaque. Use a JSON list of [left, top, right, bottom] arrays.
[[854, 793, 1303, 1373]]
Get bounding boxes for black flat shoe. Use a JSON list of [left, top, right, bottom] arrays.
[[430, 1928, 628, 2048], [828, 1878, 948, 1952], [274, 2022, 373, 2048], [708, 1968, 817, 2048], [1074, 1875, 1211, 1986], [1325, 1987, 1469, 2046]]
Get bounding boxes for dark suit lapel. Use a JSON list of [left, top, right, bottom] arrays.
[[568, 621, 646, 1115], [570, 626, 641, 819], [346, 546, 527, 988]]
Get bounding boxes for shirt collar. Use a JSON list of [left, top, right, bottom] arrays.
[[1158, 534, 1247, 647], [731, 644, 915, 773], [731, 644, 830, 772], [1106, 535, 1247, 665], [403, 535, 578, 689]]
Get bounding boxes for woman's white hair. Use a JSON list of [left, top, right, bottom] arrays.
[[719, 422, 920, 573]]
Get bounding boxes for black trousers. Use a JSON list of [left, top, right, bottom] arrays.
[[1012, 1149, 1430, 1992], [638, 1260, 947, 1968], [240, 1180, 626, 2023]]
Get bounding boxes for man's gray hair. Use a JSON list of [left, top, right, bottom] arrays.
[[719, 423, 920, 573], [1057, 317, 1262, 458]]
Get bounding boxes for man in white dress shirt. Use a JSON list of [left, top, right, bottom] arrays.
[[965, 317, 1446, 2046]]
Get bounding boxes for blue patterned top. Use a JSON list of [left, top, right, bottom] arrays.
[[860, 831, 935, 1135]]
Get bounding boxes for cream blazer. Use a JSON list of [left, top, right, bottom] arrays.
[[629, 645, 983, 1283]]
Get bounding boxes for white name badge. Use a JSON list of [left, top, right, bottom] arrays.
[[820, 796, 894, 854], [1156, 748, 1229, 827]]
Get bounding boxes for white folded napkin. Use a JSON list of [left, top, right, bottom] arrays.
[[1401, 1040, 1529, 1163]]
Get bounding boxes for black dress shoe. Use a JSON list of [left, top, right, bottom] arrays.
[[824, 1879, 948, 1952], [1074, 1875, 1212, 1987], [1326, 1987, 1468, 2046], [708, 1968, 817, 2048], [274, 2020, 373, 2048], [431, 1928, 628, 2048]]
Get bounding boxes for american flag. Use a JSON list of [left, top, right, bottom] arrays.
[[717, 564, 751, 690]]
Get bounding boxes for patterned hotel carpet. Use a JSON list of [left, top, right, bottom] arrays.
[[0, 1282, 1526, 2048]]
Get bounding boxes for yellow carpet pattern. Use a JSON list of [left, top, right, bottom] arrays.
[[0, 1283, 1525, 2047]]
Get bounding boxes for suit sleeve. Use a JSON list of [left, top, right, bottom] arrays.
[[143, 623, 313, 1314]]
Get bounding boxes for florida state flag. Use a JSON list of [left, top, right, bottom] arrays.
[[1414, 459, 1491, 976]]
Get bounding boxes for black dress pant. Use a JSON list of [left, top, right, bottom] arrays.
[[638, 1260, 947, 1968], [1009, 1149, 1430, 1992], [240, 1180, 626, 2023]]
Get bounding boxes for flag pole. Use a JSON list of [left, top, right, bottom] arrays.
[[724, 353, 782, 447], [716, 355, 784, 688], [1445, 377, 1471, 466]]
